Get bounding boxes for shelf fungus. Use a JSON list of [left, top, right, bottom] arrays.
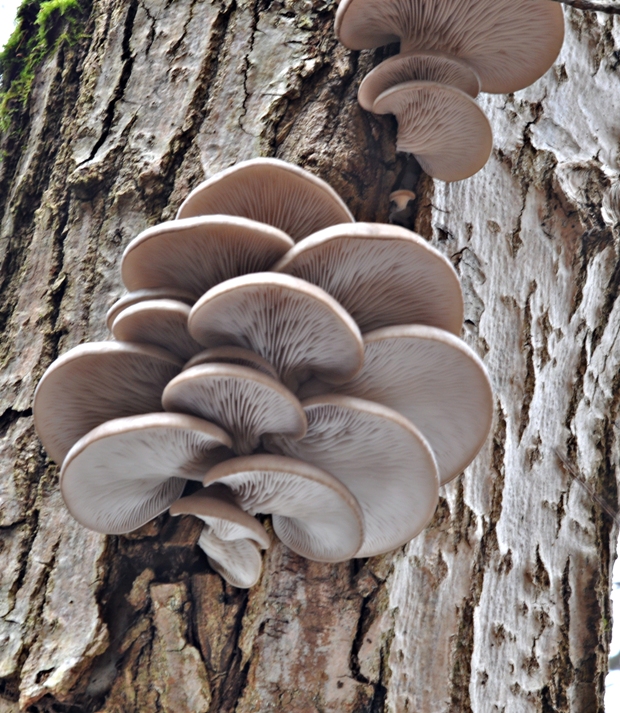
[[335, 0, 565, 180], [34, 158, 493, 589]]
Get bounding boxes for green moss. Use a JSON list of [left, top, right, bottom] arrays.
[[0, 0, 85, 133]]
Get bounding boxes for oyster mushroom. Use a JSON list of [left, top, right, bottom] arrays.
[[176, 158, 354, 242], [106, 287, 197, 330], [60, 413, 233, 534], [162, 363, 307, 455], [34, 342, 183, 465], [335, 0, 565, 94], [121, 216, 294, 297], [203, 454, 365, 562], [188, 273, 364, 389], [266, 394, 440, 557], [273, 222, 463, 334]]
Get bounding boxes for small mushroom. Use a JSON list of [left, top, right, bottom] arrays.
[[373, 81, 492, 182], [121, 216, 294, 297], [358, 50, 480, 111], [111, 299, 203, 361], [335, 0, 565, 94], [273, 222, 463, 334], [203, 454, 365, 562], [60, 413, 234, 534], [298, 325, 493, 485], [266, 394, 439, 557], [188, 273, 364, 388], [170, 485, 270, 588], [106, 288, 197, 330], [183, 346, 279, 381], [34, 342, 183, 465], [176, 158, 354, 242], [389, 190, 417, 212], [162, 363, 307, 455]]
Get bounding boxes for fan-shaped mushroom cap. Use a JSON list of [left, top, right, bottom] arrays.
[[358, 51, 480, 111], [203, 454, 364, 562], [373, 82, 492, 182], [106, 288, 197, 330], [197, 528, 264, 589], [298, 326, 493, 485], [170, 485, 271, 548], [111, 299, 203, 361], [273, 222, 463, 334], [176, 158, 354, 242], [162, 364, 307, 455], [188, 273, 364, 388], [121, 216, 294, 297], [183, 346, 279, 380], [60, 413, 234, 534], [266, 395, 439, 557], [34, 342, 183, 465], [335, 0, 565, 94]]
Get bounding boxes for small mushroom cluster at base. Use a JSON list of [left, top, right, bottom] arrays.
[[33, 158, 494, 589], [335, 0, 565, 181]]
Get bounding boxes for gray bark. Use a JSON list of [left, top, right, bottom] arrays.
[[0, 2, 618, 712]]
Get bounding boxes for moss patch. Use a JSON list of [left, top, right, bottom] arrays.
[[0, 0, 85, 132]]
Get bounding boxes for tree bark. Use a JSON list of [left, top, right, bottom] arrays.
[[0, 2, 619, 712]]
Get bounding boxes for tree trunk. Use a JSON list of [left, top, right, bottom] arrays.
[[0, 2, 618, 711]]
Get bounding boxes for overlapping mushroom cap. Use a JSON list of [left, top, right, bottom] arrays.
[[33, 157, 493, 590]]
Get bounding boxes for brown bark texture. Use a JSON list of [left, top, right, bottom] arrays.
[[0, 2, 619, 712]]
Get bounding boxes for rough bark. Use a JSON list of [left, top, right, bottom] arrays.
[[0, 2, 618, 712]]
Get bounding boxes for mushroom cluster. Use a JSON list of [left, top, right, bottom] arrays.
[[335, 0, 565, 181], [34, 158, 493, 588]]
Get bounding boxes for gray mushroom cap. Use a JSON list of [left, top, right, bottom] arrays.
[[358, 51, 480, 112], [273, 222, 463, 334], [176, 158, 354, 242], [162, 363, 307, 455], [335, 0, 565, 94], [111, 299, 203, 361], [188, 273, 364, 388], [121, 216, 294, 297], [203, 454, 365, 562], [266, 395, 439, 558], [298, 326, 494, 485], [196, 529, 264, 589], [373, 81, 492, 182], [183, 347, 279, 380], [106, 288, 197, 330], [34, 342, 183, 465], [60, 413, 234, 534]]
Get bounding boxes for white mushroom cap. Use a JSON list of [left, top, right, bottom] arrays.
[[273, 222, 463, 334], [203, 454, 365, 562], [106, 288, 197, 330], [111, 299, 203, 361], [121, 216, 294, 297], [60, 413, 234, 534], [34, 342, 183, 465], [196, 529, 264, 589], [188, 273, 364, 388], [169, 484, 271, 548], [358, 51, 480, 111], [335, 0, 565, 93], [162, 364, 307, 455], [298, 326, 493, 485], [266, 395, 439, 557], [176, 158, 354, 242], [373, 82, 492, 182], [183, 347, 279, 380]]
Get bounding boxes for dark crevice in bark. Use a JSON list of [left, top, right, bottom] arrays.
[[518, 281, 538, 442]]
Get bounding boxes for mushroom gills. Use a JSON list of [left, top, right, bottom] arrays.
[[162, 363, 307, 455], [203, 455, 365, 563], [60, 413, 234, 535], [176, 158, 354, 242]]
